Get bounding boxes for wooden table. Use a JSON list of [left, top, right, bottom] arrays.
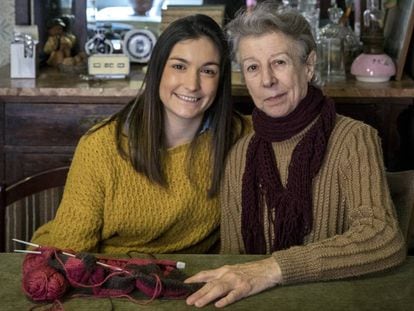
[[0, 253, 413, 310]]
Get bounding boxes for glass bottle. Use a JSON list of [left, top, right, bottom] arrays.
[[298, 0, 319, 39], [362, 0, 384, 54], [319, 2, 361, 79]]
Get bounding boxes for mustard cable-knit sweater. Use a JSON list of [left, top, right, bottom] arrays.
[[220, 115, 406, 284], [31, 121, 219, 254]]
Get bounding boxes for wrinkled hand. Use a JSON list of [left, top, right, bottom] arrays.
[[185, 257, 282, 308]]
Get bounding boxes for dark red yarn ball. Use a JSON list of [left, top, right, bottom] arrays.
[[23, 266, 68, 301], [23, 247, 56, 274]]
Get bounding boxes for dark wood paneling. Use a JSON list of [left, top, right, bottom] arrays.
[[0, 102, 4, 182], [0, 94, 412, 185], [5, 149, 74, 184], [15, 0, 31, 25], [1, 101, 123, 183], [71, 0, 87, 53], [5, 103, 123, 146], [397, 105, 414, 170]]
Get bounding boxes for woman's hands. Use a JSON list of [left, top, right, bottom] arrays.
[[185, 257, 282, 308]]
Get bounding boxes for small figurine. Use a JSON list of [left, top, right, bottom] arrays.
[[43, 17, 86, 69], [43, 18, 74, 67]]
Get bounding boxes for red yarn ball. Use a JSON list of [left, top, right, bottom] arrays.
[[23, 248, 55, 274], [23, 266, 68, 301]]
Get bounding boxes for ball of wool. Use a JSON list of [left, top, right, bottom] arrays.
[[23, 266, 68, 301], [23, 248, 56, 274]]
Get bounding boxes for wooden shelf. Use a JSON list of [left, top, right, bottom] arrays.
[[2, 66, 414, 100], [231, 71, 414, 98]]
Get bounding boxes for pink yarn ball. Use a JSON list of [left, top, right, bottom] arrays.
[[22, 248, 56, 274], [23, 266, 68, 301]]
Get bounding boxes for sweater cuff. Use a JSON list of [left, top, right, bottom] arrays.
[[272, 246, 321, 285]]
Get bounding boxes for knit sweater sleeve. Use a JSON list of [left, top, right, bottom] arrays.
[[272, 123, 406, 284], [31, 127, 109, 252], [220, 135, 252, 254]]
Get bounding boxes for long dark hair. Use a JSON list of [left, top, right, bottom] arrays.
[[90, 14, 244, 197]]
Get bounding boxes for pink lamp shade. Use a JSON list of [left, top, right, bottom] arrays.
[[350, 53, 396, 82]]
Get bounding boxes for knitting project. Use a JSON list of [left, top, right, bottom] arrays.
[[22, 247, 202, 304]]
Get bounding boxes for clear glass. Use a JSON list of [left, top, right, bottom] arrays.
[[281, 0, 298, 9], [364, 0, 383, 29], [361, 0, 385, 53], [297, 0, 319, 40], [319, 3, 361, 77], [320, 37, 345, 81]]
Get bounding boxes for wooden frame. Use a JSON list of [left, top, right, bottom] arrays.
[[160, 5, 225, 32], [384, 0, 414, 81]]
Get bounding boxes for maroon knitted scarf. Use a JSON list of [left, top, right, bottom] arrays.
[[241, 86, 336, 254]]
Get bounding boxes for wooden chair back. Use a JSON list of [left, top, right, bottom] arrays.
[[0, 166, 70, 252]]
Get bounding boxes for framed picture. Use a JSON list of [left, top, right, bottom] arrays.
[[383, 0, 414, 81]]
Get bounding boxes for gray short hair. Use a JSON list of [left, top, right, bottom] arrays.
[[226, 1, 316, 63]]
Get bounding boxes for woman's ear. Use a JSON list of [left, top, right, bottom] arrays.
[[306, 50, 317, 82]]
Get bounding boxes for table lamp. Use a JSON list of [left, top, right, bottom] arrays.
[[350, 0, 395, 82]]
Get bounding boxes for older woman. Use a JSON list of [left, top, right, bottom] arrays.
[[185, 2, 406, 308]]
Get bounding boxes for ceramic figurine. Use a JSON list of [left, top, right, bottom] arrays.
[[43, 17, 86, 72]]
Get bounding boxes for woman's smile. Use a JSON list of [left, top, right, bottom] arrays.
[[264, 92, 287, 105], [174, 93, 201, 103]]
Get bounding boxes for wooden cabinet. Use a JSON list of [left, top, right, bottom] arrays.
[[333, 98, 413, 171], [1, 96, 413, 184], [1, 101, 125, 183], [1, 65, 414, 183]]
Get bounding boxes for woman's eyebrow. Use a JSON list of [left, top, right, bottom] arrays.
[[168, 56, 189, 63], [241, 51, 291, 60], [168, 57, 220, 67]]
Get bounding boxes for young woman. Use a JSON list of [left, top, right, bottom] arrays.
[[31, 14, 246, 254]]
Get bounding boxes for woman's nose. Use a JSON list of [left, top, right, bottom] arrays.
[[184, 70, 201, 91], [261, 65, 277, 87]]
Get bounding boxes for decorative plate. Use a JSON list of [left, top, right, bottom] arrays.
[[123, 29, 157, 63]]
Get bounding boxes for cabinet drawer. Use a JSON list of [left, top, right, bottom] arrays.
[[5, 103, 124, 146]]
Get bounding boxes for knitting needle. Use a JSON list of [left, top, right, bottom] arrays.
[[14, 249, 42, 254], [13, 238, 186, 270], [12, 238, 123, 271]]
